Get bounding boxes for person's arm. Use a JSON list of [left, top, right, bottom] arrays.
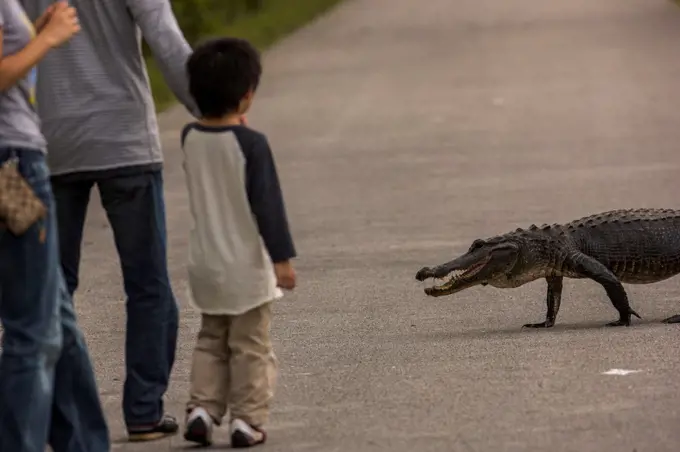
[[0, 26, 51, 91], [245, 134, 297, 264], [1, 2, 79, 91], [126, 0, 200, 117]]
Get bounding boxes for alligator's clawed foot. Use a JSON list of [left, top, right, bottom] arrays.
[[606, 308, 641, 327], [662, 314, 680, 324], [605, 319, 630, 327], [522, 321, 554, 329]]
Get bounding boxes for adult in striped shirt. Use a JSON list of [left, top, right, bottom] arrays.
[[20, 0, 200, 442]]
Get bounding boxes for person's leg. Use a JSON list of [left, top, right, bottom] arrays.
[[0, 149, 66, 451], [49, 177, 93, 297], [97, 169, 179, 438], [184, 314, 231, 446], [48, 268, 110, 452], [228, 302, 278, 448]]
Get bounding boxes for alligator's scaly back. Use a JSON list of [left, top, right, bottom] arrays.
[[415, 208, 680, 328], [563, 208, 680, 283]]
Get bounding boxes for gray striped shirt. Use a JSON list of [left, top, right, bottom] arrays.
[[20, 0, 198, 176]]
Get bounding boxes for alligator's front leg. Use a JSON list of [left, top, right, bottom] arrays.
[[569, 252, 641, 327], [523, 276, 563, 328]]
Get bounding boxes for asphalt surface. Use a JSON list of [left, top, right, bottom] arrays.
[[69, 0, 680, 450]]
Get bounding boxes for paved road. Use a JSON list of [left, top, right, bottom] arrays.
[[72, 0, 680, 450]]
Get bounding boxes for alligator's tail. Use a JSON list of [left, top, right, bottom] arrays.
[[630, 309, 642, 320]]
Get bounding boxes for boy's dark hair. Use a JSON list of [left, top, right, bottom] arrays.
[[187, 37, 262, 118]]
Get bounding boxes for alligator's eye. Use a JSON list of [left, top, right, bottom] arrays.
[[468, 239, 485, 252]]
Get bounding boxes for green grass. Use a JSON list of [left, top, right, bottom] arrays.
[[145, 0, 345, 112]]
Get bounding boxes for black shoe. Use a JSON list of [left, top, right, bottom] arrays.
[[128, 413, 179, 442], [230, 419, 267, 448], [184, 407, 213, 447]]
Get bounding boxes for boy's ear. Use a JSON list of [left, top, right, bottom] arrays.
[[239, 89, 255, 113]]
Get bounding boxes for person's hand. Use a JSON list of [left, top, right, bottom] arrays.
[[34, 4, 57, 33], [274, 261, 296, 290], [39, 2, 80, 48]]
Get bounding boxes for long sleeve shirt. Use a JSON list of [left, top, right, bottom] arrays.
[[180, 123, 297, 315], [20, 0, 200, 177]]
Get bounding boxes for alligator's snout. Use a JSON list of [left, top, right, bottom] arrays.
[[415, 267, 433, 281], [416, 266, 450, 281]]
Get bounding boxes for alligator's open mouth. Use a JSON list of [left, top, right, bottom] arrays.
[[424, 256, 490, 296]]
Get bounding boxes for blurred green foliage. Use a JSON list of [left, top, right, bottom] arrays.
[[144, 0, 343, 111]]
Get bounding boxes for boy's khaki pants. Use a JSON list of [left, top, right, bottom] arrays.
[[187, 301, 277, 427]]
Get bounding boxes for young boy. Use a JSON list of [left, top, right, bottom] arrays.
[[180, 37, 297, 448]]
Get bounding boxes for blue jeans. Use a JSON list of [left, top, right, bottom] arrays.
[[0, 148, 110, 452], [50, 169, 179, 428]]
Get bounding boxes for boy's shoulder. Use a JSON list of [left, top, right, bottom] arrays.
[[231, 125, 270, 152], [181, 122, 269, 151]]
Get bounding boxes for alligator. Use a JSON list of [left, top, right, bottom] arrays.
[[415, 208, 680, 328]]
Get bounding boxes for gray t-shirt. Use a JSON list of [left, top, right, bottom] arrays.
[[21, 0, 199, 176], [0, 0, 47, 152]]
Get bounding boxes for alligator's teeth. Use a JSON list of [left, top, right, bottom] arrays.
[[450, 268, 469, 279]]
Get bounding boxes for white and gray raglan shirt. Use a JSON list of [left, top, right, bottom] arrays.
[[20, 0, 199, 178], [180, 123, 297, 315]]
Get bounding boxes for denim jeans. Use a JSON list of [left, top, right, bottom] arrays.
[[0, 147, 110, 452], [50, 169, 179, 428]]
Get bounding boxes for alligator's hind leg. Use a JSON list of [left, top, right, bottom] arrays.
[[662, 314, 680, 324], [569, 252, 641, 327], [523, 276, 563, 328]]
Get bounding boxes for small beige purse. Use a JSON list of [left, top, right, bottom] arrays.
[[0, 157, 47, 236]]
